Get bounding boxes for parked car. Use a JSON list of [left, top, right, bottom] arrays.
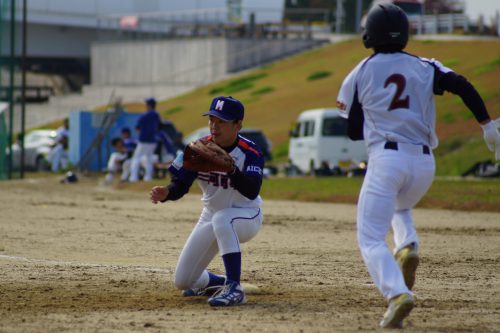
[[288, 108, 367, 174], [183, 127, 273, 161], [159, 120, 184, 153], [10, 129, 57, 171]]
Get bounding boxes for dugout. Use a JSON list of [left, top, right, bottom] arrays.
[[69, 110, 141, 172]]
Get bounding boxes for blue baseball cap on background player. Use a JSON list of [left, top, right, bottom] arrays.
[[145, 97, 157, 107], [204, 96, 244, 121]]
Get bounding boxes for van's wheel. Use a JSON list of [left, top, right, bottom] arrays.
[[35, 155, 48, 171], [309, 160, 315, 175]]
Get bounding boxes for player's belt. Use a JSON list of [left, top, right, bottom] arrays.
[[384, 141, 430, 155]]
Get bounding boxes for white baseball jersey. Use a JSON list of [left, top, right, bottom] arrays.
[[337, 52, 453, 150], [169, 135, 264, 212]]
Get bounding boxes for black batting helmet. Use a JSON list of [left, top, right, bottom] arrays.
[[362, 4, 409, 50]]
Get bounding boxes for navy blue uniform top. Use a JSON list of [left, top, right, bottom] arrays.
[[136, 109, 161, 143]]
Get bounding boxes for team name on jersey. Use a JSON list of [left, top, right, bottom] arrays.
[[246, 165, 262, 174], [199, 172, 234, 189]]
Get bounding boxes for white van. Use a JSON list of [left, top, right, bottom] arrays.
[[288, 108, 368, 174]]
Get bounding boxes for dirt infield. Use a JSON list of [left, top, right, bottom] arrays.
[[1, 176, 499, 332]]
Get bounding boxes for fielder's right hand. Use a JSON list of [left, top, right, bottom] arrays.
[[150, 186, 169, 204]]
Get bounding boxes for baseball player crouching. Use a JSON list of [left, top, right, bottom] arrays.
[[336, 4, 500, 329], [150, 96, 265, 306]]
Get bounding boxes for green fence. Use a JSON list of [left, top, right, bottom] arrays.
[[1, 0, 15, 180], [0, 104, 7, 180]]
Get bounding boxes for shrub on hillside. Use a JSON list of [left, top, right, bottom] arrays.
[[307, 71, 331, 81]]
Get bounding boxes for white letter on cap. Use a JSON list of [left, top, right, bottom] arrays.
[[215, 100, 225, 111]]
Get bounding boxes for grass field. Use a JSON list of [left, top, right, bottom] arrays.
[[113, 173, 500, 212], [260, 176, 500, 212]]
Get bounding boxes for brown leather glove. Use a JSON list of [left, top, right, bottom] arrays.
[[183, 139, 235, 173]]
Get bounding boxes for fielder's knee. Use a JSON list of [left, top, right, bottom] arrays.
[[211, 212, 231, 232]]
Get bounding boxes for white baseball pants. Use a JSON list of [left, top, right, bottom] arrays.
[[129, 142, 156, 182], [173, 207, 262, 290], [357, 142, 435, 300], [48, 143, 68, 172], [106, 152, 131, 182]]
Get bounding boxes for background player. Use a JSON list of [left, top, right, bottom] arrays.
[[48, 117, 69, 172], [105, 127, 137, 184], [120, 127, 137, 157], [105, 137, 130, 184], [336, 4, 500, 329], [130, 97, 161, 182], [150, 96, 264, 307]]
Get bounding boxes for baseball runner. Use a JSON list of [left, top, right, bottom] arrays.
[[150, 96, 264, 306], [336, 4, 500, 328]]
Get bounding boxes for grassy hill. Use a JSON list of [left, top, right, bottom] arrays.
[[125, 38, 500, 175]]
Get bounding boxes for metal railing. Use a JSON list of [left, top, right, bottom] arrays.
[[0, 86, 54, 103], [411, 13, 470, 34]]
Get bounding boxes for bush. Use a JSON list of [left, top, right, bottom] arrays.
[[251, 86, 275, 96], [307, 71, 331, 81], [208, 73, 268, 95]]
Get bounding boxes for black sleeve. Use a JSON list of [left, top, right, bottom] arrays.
[[228, 168, 262, 200], [347, 86, 364, 141], [163, 173, 193, 201], [434, 70, 490, 123]]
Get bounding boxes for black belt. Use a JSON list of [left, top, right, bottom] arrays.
[[384, 141, 430, 155]]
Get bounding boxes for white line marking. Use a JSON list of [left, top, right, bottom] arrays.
[[0, 254, 172, 274]]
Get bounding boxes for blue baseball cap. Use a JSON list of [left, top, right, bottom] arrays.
[[203, 96, 244, 121], [145, 97, 157, 106]]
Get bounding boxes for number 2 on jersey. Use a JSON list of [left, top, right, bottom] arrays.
[[384, 74, 410, 111]]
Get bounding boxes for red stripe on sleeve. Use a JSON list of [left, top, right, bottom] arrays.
[[238, 139, 261, 156]]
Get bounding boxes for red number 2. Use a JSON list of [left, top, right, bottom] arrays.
[[384, 74, 410, 111]]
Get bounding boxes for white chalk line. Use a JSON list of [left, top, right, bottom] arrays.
[[0, 254, 173, 274]]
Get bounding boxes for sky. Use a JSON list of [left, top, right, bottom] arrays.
[[242, 0, 500, 21], [463, 0, 500, 21], [21, 0, 500, 23], [238, 0, 500, 22]]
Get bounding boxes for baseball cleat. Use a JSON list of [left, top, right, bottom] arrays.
[[395, 244, 419, 290], [182, 285, 222, 297], [207, 280, 246, 307], [379, 293, 415, 329]]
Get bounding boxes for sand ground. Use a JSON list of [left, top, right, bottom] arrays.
[[0, 176, 499, 332]]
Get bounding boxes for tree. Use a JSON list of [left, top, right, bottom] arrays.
[[424, 0, 464, 15]]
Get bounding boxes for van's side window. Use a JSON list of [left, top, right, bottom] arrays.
[[322, 117, 348, 137], [303, 120, 315, 137]]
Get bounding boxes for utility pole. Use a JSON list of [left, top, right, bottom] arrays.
[[20, 0, 27, 178], [355, 0, 362, 33], [335, 0, 343, 33], [7, 0, 15, 179]]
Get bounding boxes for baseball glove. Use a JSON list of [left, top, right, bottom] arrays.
[[183, 139, 235, 173]]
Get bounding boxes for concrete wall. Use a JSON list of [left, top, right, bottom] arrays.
[[91, 38, 228, 86], [91, 38, 323, 86], [226, 38, 321, 72]]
